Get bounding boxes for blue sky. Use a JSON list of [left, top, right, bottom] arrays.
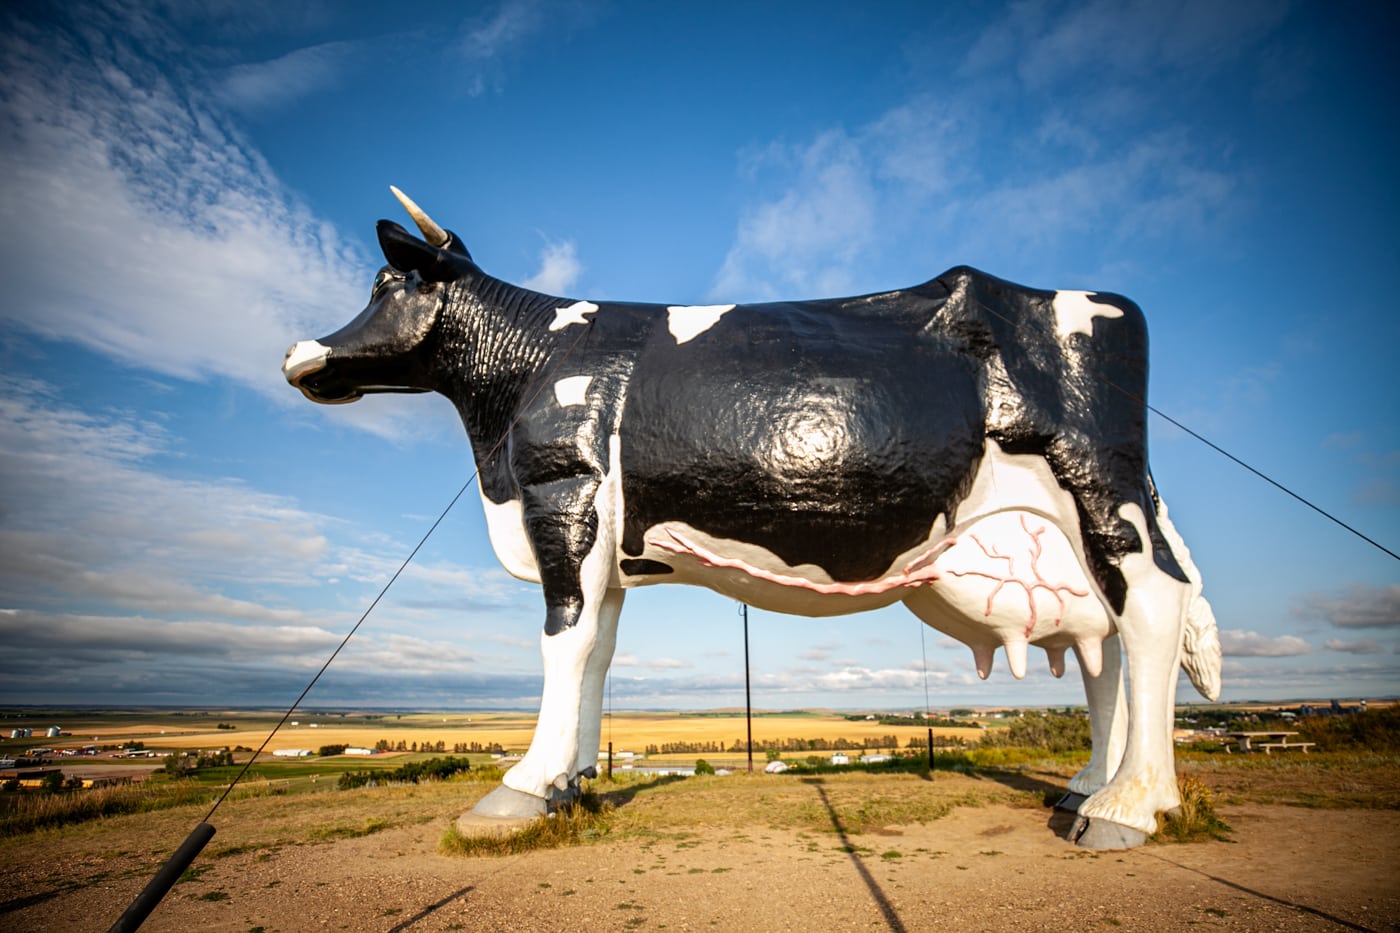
[[0, 1, 1395, 711]]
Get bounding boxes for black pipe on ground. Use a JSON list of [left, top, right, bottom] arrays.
[[108, 822, 216, 933]]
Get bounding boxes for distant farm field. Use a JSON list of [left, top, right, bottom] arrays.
[[0, 709, 987, 767]]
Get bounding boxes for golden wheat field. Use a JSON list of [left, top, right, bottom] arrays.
[[9, 709, 986, 762]]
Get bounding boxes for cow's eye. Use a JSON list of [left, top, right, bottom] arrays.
[[372, 271, 393, 296]]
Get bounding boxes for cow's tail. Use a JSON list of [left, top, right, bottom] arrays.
[[1155, 496, 1222, 701]]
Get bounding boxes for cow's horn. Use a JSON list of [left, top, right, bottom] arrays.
[[389, 185, 449, 248]]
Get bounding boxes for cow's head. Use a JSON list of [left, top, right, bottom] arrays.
[[283, 188, 476, 404]]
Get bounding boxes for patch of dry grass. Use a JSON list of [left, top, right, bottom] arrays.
[[1178, 753, 1400, 810], [440, 790, 614, 856], [1153, 776, 1231, 843]]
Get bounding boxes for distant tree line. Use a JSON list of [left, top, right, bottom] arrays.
[[371, 739, 505, 754], [159, 747, 235, 776], [644, 735, 905, 755], [844, 714, 974, 728], [903, 735, 967, 749]]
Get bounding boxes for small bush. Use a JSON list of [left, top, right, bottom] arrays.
[[1294, 706, 1400, 753], [1153, 776, 1231, 843], [694, 759, 716, 776], [979, 711, 1091, 753]]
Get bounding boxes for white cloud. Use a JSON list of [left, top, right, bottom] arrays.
[[1324, 638, 1384, 656], [967, 0, 1290, 88], [1219, 629, 1312, 657], [713, 129, 877, 301], [217, 40, 361, 113], [0, 14, 366, 407], [608, 653, 692, 672], [0, 609, 340, 665], [1298, 584, 1400, 629], [460, 0, 546, 63], [0, 375, 525, 655], [456, 0, 596, 97], [522, 240, 583, 295], [0, 377, 341, 613], [713, 69, 1239, 302]]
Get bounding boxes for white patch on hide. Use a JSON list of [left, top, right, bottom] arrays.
[[553, 375, 592, 407], [1052, 290, 1123, 341], [549, 300, 599, 332], [666, 304, 735, 344], [478, 486, 540, 583]]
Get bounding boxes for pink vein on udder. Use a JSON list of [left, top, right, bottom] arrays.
[[945, 515, 1090, 636], [654, 527, 947, 596]]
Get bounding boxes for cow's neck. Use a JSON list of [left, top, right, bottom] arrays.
[[436, 275, 559, 494]]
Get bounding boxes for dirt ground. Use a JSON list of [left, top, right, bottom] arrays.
[[4, 790, 1396, 932]]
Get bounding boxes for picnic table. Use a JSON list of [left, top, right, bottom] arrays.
[[1222, 731, 1315, 754]]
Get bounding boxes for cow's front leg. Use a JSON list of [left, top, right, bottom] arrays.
[[1065, 634, 1127, 801], [1072, 507, 1187, 848], [499, 587, 622, 809], [472, 474, 621, 820]]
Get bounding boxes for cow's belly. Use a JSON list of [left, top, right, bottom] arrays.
[[620, 519, 924, 616], [622, 509, 1112, 648]]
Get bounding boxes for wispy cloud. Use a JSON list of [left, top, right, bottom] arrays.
[[217, 40, 362, 113], [456, 0, 596, 97], [714, 2, 1289, 301], [0, 376, 341, 615], [522, 240, 583, 295], [1297, 584, 1400, 630], [714, 102, 1234, 301], [1219, 629, 1312, 657], [714, 129, 880, 300], [0, 11, 366, 405], [612, 653, 693, 672], [0, 373, 536, 706], [964, 0, 1290, 87], [1324, 638, 1384, 655]]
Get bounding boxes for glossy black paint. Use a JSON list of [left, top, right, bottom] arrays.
[[291, 221, 1185, 633]]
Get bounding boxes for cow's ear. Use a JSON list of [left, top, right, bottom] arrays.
[[377, 220, 473, 282]]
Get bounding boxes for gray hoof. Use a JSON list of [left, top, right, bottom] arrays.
[[1071, 814, 1149, 850], [1055, 791, 1088, 812], [471, 784, 548, 820]]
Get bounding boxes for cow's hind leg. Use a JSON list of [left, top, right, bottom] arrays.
[[1072, 504, 1188, 848], [1061, 634, 1127, 807]]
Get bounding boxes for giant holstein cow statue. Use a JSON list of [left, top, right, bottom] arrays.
[[284, 189, 1221, 849]]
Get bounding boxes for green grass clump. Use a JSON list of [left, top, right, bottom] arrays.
[[1153, 776, 1231, 843], [440, 790, 613, 857]]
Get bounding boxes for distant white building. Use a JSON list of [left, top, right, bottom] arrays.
[[830, 753, 850, 765], [272, 749, 313, 758], [344, 747, 375, 756]]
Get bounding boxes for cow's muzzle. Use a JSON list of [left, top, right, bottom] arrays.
[[283, 340, 362, 404]]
